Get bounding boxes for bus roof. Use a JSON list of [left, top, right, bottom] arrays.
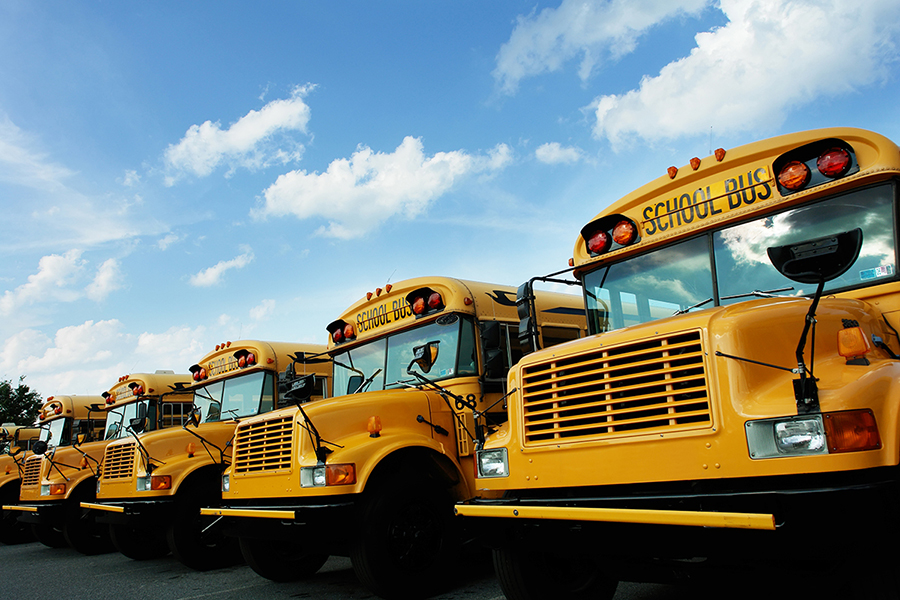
[[188, 340, 330, 387], [328, 276, 584, 350], [102, 371, 193, 411], [37, 395, 107, 423], [573, 127, 900, 274]]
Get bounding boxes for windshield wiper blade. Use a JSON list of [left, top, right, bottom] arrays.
[[673, 297, 713, 316], [721, 286, 794, 300]]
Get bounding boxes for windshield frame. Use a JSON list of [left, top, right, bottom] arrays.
[[582, 181, 898, 335], [331, 314, 479, 398], [192, 370, 275, 424]]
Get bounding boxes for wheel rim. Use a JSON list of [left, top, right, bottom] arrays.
[[385, 501, 442, 571]]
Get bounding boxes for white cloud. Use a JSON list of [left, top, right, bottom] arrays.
[[535, 142, 584, 164], [135, 326, 208, 370], [0, 250, 86, 316], [0, 252, 126, 317], [85, 259, 123, 301], [591, 0, 900, 146], [250, 299, 276, 321], [0, 115, 76, 192], [122, 170, 141, 187], [157, 233, 181, 250], [189, 248, 255, 287], [164, 85, 315, 184], [20, 320, 127, 373], [494, 0, 709, 94], [253, 136, 513, 239]]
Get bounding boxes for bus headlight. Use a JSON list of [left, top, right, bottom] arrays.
[[136, 475, 172, 491], [476, 448, 509, 478], [222, 474, 230, 493], [300, 464, 356, 487], [747, 416, 827, 459]]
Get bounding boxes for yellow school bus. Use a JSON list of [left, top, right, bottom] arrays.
[[202, 277, 585, 599], [457, 128, 900, 599], [84, 341, 330, 570], [6, 394, 109, 553], [0, 425, 41, 544]]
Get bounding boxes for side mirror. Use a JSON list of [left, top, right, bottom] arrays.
[[129, 416, 149, 434], [32, 440, 48, 456], [347, 375, 363, 396], [75, 433, 87, 446], [408, 341, 440, 374], [768, 228, 863, 284], [280, 374, 314, 407], [185, 407, 202, 429]]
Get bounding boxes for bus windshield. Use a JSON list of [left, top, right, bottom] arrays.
[[104, 400, 150, 440], [584, 183, 896, 334], [193, 371, 275, 424], [332, 315, 478, 397], [39, 418, 71, 448]]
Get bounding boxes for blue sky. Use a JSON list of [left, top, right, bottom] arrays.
[[2, 0, 900, 398]]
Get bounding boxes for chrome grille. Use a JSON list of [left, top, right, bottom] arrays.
[[233, 415, 293, 474], [102, 442, 135, 480], [521, 330, 712, 445], [21, 455, 42, 487]]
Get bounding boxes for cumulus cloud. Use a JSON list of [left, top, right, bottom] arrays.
[[250, 299, 275, 321], [0, 250, 86, 316], [535, 142, 584, 164], [164, 85, 315, 184], [494, 0, 709, 94], [253, 136, 513, 239], [189, 247, 255, 287], [590, 0, 900, 146], [0, 252, 126, 316], [85, 259, 123, 301]]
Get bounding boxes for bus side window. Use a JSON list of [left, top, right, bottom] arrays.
[[540, 326, 582, 348], [161, 402, 190, 429]]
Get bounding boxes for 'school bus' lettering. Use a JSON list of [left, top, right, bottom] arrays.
[[355, 299, 414, 333], [642, 166, 772, 236]]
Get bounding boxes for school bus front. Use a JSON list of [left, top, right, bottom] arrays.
[[206, 276, 585, 599], [6, 395, 110, 554], [87, 342, 329, 570], [0, 425, 40, 544], [459, 128, 900, 598]]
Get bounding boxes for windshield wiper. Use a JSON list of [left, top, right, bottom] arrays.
[[720, 286, 794, 300], [353, 369, 382, 394], [673, 297, 713, 316]]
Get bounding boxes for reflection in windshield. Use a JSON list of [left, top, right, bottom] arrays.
[[193, 371, 274, 424], [39, 418, 71, 448], [104, 400, 150, 440], [332, 316, 478, 397], [584, 183, 896, 334]]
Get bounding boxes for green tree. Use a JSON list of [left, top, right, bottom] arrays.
[[0, 376, 42, 425]]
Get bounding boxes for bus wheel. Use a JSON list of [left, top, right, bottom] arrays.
[[110, 523, 170, 560], [31, 523, 67, 548], [350, 481, 455, 600], [240, 537, 328, 582], [166, 484, 242, 571], [492, 546, 618, 600], [63, 488, 114, 555]]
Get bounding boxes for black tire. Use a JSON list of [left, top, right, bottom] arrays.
[[166, 481, 242, 571], [0, 486, 33, 545], [31, 523, 67, 548], [110, 523, 171, 560], [350, 480, 456, 600], [62, 484, 115, 555], [240, 537, 328, 582], [492, 546, 618, 600]]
